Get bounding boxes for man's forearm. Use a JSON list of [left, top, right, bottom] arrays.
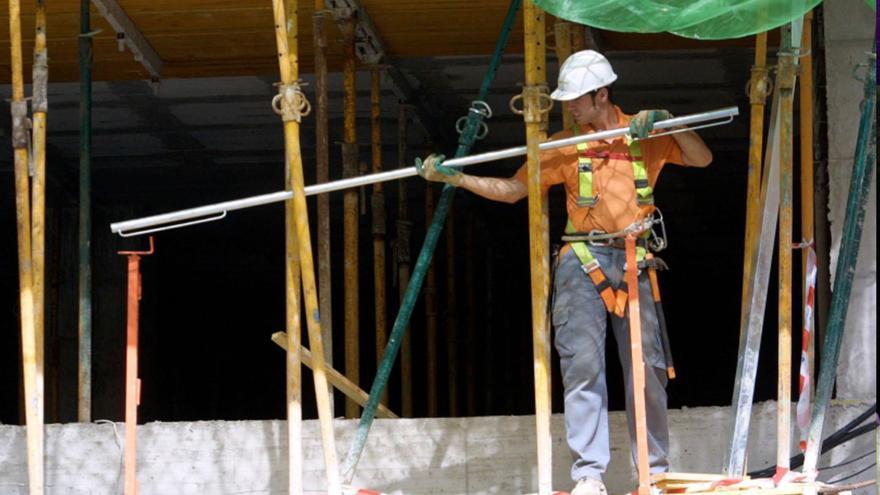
[[457, 174, 528, 203]]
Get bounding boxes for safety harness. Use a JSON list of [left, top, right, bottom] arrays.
[[567, 123, 657, 317]]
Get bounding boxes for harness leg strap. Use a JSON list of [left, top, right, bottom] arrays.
[[585, 268, 622, 316]]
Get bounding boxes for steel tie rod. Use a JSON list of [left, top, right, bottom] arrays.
[[110, 106, 739, 236]]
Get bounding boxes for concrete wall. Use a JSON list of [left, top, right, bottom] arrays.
[[0, 401, 874, 494], [823, 0, 877, 399]]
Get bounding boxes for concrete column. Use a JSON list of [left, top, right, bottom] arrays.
[[822, 0, 876, 400]]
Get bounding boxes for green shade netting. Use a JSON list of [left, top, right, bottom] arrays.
[[867, 0, 876, 10], [534, 0, 822, 40]]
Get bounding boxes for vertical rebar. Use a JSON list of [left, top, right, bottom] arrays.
[[370, 69, 388, 406], [553, 20, 573, 131], [464, 217, 477, 416], [445, 204, 457, 415], [313, 1, 334, 414], [78, 0, 94, 424], [341, 15, 360, 419], [570, 22, 585, 52], [397, 105, 413, 417], [425, 186, 438, 417]]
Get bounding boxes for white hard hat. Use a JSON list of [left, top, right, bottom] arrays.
[[551, 50, 618, 101]]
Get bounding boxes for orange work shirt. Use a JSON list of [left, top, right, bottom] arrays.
[[513, 106, 686, 234]]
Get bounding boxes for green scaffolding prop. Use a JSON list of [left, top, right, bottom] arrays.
[[340, 0, 522, 482], [801, 48, 876, 476]]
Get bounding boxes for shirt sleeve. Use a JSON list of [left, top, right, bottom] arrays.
[[512, 131, 572, 194], [640, 135, 685, 186]]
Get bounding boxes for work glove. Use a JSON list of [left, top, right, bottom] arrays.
[[629, 109, 673, 139], [415, 153, 464, 187]]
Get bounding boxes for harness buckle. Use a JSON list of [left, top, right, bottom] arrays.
[[587, 229, 612, 247], [580, 259, 601, 274]]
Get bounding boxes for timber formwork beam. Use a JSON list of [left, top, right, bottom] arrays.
[[91, 0, 162, 80], [324, 0, 453, 148]]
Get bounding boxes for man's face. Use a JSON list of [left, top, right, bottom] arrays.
[[565, 92, 598, 126]]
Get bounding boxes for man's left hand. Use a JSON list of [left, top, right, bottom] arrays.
[[630, 109, 673, 139]]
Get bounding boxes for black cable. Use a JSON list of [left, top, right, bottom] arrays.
[[748, 404, 877, 478], [819, 449, 876, 471], [826, 462, 877, 484]]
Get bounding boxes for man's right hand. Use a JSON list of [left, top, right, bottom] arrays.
[[415, 154, 463, 187]]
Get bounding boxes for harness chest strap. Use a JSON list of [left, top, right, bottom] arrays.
[[574, 124, 653, 207]]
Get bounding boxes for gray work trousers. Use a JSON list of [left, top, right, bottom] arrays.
[[551, 246, 670, 483]]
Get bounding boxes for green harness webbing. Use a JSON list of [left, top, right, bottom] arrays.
[[568, 124, 653, 315]]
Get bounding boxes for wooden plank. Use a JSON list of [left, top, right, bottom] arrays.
[[652, 473, 750, 483], [271, 332, 398, 419]]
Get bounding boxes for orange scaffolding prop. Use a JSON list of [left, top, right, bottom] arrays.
[[119, 236, 154, 495]]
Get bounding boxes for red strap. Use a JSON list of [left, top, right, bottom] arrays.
[[580, 149, 634, 161]]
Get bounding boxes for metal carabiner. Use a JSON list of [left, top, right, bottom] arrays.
[[649, 207, 668, 252]]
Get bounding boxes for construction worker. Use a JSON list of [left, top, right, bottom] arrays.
[[415, 50, 712, 495]]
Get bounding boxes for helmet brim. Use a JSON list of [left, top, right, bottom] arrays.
[[550, 88, 587, 101]]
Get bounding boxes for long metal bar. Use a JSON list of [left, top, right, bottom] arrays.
[[739, 31, 769, 371], [776, 41, 798, 476], [271, 332, 397, 419], [726, 30, 796, 476], [78, 0, 94, 424], [313, 1, 334, 414], [802, 49, 875, 477], [110, 107, 738, 236], [9, 0, 42, 491], [524, 3, 552, 494], [370, 69, 389, 407], [341, 15, 360, 420], [270, 1, 341, 494], [340, 0, 522, 481]]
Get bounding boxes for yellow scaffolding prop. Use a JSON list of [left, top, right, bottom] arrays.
[[522, 2, 553, 493], [269, 0, 341, 493]]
